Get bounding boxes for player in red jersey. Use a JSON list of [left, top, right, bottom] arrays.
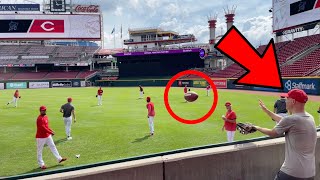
[[146, 97, 155, 135], [221, 102, 237, 142], [206, 85, 211, 96], [7, 89, 20, 107], [97, 86, 103, 106], [36, 106, 67, 169]]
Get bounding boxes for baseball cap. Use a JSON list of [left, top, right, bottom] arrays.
[[146, 97, 151, 101], [225, 102, 231, 106], [287, 89, 308, 103], [280, 93, 288, 98], [67, 97, 72, 102], [39, 106, 47, 111]]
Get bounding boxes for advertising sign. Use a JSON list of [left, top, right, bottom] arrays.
[[29, 82, 50, 89], [0, 14, 101, 40], [52, 81, 72, 88], [0, 4, 40, 11], [72, 5, 100, 13], [283, 78, 319, 95], [0, 83, 4, 89], [6, 82, 27, 89]]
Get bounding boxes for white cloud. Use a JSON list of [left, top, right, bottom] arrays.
[[114, 6, 123, 16]]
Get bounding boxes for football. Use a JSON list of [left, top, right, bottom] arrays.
[[184, 91, 198, 102]]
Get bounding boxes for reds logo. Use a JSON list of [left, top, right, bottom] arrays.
[[29, 20, 64, 33]]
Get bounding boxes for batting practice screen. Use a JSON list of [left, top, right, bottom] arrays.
[[273, 0, 320, 32], [0, 14, 101, 40]]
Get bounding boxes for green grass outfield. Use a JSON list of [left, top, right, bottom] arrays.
[[0, 87, 319, 177]]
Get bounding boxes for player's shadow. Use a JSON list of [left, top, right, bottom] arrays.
[[54, 138, 68, 145], [22, 164, 63, 174], [131, 135, 151, 143]]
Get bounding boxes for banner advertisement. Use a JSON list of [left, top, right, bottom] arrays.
[[72, 80, 81, 87], [0, 14, 101, 40], [213, 79, 227, 89], [72, 5, 100, 13], [177, 80, 192, 87], [6, 82, 27, 89], [227, 80, 253, 90], [81, 81, 86, 87], [0, 83, 4, 89], [0, 4, 40, 11], [282, 78, 319, 95], [29, 82, 50, 89], [51, 81, 72, 88], [193, 80, 207, 88]]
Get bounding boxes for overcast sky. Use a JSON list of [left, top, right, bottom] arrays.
[[10, 0, 274, 49]]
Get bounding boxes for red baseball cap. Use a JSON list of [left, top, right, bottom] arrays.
[[146, 97, 151, 101], [67, 97, 72, 102], [225, 102, 231, 106], [39, 106, 47, 111], [280, 93, 288, 98], [287, 89, 308, 103]]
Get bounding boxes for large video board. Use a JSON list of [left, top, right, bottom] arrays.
[[0, 14, 101, 40], [273, 0, 320, 32]]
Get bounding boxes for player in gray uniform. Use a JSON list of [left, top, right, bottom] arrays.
[[273, 94, 288, 124], [60, 97, 76, 140], [255, 89, 316, 180]]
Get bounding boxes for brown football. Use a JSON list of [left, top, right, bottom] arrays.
[[184, 91, 198, 102]]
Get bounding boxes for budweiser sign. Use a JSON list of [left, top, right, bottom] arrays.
[[73, 5, 100, 13]]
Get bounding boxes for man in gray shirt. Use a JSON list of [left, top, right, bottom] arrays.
[[60, 97, 76, 140], [255, 89, 316, 180]]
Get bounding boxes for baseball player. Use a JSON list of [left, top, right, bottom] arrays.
[[184, 85, 188, 102], [7, 89, 20, 107], [221, 102, 237, 142], [318, 106, 320, 127], [139, 85, 144, 99], [146, 96, 155, 135], [273, 93, 288, 124], [96, 87, 103, 106], [36, 106, 67, 169], [60, 97, 76, 140], [206, 85, 211, 96]]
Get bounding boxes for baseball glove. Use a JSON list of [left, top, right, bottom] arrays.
[[96, 95, 98, 98], [317, 110, 320, 113], [237, 123, 257, 135]]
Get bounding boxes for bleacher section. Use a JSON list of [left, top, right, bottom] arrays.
[[0, 71, 96, 80]]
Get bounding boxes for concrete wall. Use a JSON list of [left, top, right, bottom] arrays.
[[25, 133, 320, 180]]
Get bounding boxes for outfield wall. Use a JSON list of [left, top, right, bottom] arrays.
[[15, 133, 320, 180], [0, 79, 87, 89], [97, 77, 320, 95]]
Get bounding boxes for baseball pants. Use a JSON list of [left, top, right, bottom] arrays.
[[63, 116, 72, 137], [8, 97, 18, 107], [36, 135, 62, 167], [148, 116, 154, 134], [226, 130, 235, 142], [140, 91, 143, 98], [97, 95, 102, 105]]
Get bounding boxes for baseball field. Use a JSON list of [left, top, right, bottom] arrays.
[[0, 87, 319, 177]]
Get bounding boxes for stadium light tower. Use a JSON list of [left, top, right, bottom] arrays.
[[224, 5, 236, 30], [207, 13, 217, 52]]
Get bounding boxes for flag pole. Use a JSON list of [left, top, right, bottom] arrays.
[[114, 26, 116, 49]]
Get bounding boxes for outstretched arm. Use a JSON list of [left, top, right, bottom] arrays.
[[259, 100, 282, 123], [254, 126, 278, 138]]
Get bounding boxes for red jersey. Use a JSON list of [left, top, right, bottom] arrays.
[[206, 85, 210, 90], [14, 91, 19, 98], [184, 87, 187, 93], [36, 115, 54, 138], [97, 89, 103, 96], [224, 110, 237, 131], [146, 102, 155, 117]]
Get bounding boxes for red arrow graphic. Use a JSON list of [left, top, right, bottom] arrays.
[[215, 26, 283, 89]]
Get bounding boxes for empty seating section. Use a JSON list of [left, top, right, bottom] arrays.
[[281, 48, 320, 77], [76, 71, 97, 78], [0, 73, 15, 80], [0, 45, 99, 64], [45, 71, 80, 79], [11, 72, 48, 80]]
